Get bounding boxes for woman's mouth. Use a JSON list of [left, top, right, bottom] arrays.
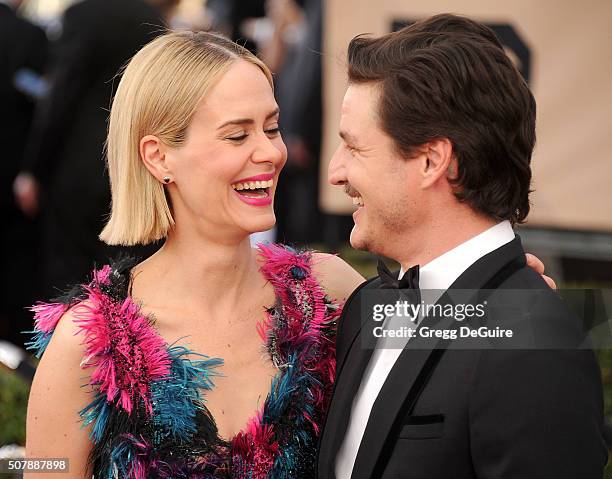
[[231, 179, 274, 206]]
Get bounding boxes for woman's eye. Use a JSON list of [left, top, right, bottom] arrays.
[[265, 127, 280, 136], [227, 134, 248, 142]]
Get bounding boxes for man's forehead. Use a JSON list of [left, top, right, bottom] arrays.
[[340, 83, 381, 138], [341, 83, 380, 121]]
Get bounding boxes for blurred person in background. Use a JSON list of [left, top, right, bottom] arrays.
[[206, 0, 266, 54], [266, 0, 324, 245], [1, 0, 47, 346], [13, 0, 178, 296], [212, 0, 324, 246]]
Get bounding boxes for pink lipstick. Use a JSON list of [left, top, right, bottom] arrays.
[[231, 173, 275, 207]]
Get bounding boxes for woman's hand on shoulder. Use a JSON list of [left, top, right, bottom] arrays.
[[311, 253, 365, 303], [525, 253, 557, 289], [26, 305, 92, 478]]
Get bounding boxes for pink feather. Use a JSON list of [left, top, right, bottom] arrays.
[[30, 302, 68, 333], [72, 278, 171, 415]]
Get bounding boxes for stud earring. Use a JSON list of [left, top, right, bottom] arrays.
[[163, 176, 171, 184]]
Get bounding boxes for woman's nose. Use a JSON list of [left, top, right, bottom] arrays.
[[252, 135, 286, 165]]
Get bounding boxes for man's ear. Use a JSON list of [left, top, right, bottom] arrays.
[[140, 134, 171, 182], [421, 138, 454, 188]]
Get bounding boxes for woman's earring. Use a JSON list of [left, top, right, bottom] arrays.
[[163, 176, 171, 184]]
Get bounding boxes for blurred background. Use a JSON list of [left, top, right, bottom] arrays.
[[0, 0, 611, 474]]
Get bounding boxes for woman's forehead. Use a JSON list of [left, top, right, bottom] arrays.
[[194, 69, 277, 125]]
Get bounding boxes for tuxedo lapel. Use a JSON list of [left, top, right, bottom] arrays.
[[349, 304, 454, 479], [349, 235, 526, 479], [318, 277, 381, 478], [318, 317, 376, 478]]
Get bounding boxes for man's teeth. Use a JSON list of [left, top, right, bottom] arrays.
[[231, 179, 274, 191], [352, 196, 364, 207]]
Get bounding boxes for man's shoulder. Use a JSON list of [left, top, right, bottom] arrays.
[[490, 265, 586, 346], [499, 262, 550, 289]]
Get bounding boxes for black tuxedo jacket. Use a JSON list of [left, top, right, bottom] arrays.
[[318, 236, 607, 478]]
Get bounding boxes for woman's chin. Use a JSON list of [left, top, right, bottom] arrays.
[[241, 213, 276, 235]]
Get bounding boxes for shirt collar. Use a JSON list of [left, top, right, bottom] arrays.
[[399, 220, 515, 290]]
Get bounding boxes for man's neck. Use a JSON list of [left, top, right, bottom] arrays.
[[392, 207, 498, 271]]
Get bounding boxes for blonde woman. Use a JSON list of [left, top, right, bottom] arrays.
[[25, 30, 362, 478], [25, 31, 552, 478]]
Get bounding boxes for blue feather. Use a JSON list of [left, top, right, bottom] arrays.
[[262, 354, 299, 423], [151, 344, 223, 444], [108, 438, 136, 479], [24, 329, 52, 358], [79, 392, 112, 442]]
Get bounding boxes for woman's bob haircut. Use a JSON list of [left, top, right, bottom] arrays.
[[100, 31, 273, 245]]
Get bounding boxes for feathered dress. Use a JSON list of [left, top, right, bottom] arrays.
[[27, 244, 342, 478]]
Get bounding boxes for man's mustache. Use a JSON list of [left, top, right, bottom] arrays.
[[344, 184, 361, 197]]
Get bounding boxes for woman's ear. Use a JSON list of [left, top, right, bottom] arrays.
[[140, 135, 171, 182], [421, 138, 454, 188]]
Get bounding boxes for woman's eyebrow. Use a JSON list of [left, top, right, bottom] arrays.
[[217, 108, 280, 130]]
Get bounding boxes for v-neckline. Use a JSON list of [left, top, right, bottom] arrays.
[[119, 262, 283, 445]]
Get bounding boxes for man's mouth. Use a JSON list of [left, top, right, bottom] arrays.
[[344, 184, 363, 207], [352, 195, 364, 207]]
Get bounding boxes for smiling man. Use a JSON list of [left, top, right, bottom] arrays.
[[317, 14, 607, 479]]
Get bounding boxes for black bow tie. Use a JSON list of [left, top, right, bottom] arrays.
[[377, 259, 420, 289]]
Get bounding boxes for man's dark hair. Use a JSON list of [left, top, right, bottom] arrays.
[[347, 14, 535, 224]]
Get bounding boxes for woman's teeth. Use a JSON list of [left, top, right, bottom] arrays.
[[231, 179, 274, 191], [352, 196, 364, 207]]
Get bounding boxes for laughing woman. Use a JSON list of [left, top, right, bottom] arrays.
[[25, 31, 553, 478], [25, 31, 364, 478]]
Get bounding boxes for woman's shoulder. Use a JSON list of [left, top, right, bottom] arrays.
[[27, 256, 188, 416], [256, 242, 365, 304], [310, 252, 366, 303], [26, 257, 138, 358], [26, 258, 225, 476]]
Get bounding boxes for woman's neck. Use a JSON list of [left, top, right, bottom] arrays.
[[132, 231, 265, 314]]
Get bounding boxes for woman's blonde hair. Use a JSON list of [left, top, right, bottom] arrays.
[[100, 31, 273, 245]]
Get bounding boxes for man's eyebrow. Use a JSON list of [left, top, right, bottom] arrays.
[[217, 108, 280, 130], [339, 130, 358, 145]]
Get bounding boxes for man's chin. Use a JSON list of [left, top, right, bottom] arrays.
[[349, 226, 370, 252]]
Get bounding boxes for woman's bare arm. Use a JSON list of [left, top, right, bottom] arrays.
[[311, 253, 366, 303], [25, 309, 92, 478]]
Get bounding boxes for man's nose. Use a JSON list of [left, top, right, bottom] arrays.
[[328, 144, 346, 185]]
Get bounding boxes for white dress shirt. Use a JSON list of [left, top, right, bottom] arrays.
[[334, 220, 515, 479]]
